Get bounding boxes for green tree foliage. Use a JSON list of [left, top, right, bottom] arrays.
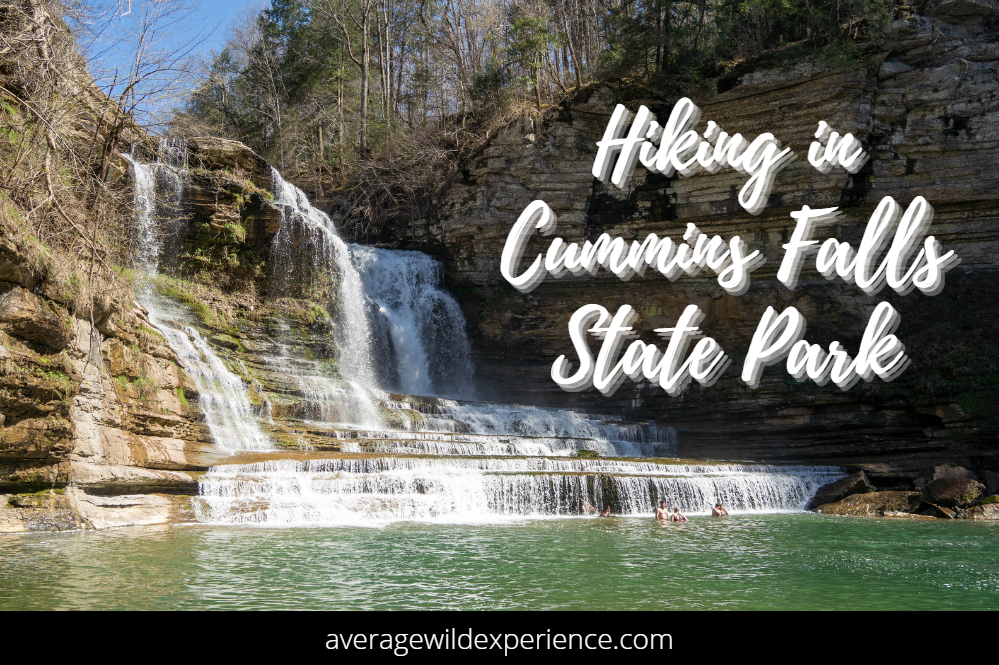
[[173, 0, 898, 235]]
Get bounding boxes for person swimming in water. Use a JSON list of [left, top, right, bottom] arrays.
[[670, 507, 687, 522], [655, 500, 668, 520], [581, 500, 596, 514], [600, 506, 611, 517], [712, 503, 729, 517]]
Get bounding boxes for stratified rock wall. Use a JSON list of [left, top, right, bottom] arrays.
[[0, 238, 218, 532], [388, 10, 999, 477]]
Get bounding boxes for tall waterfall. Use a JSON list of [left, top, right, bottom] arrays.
[[270, 169, 381, 390], [269, 169, 477, 399], [350, 246, 475, 398]]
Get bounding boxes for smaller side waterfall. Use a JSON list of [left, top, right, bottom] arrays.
[[122, 140, 186, 275], [124, 146, 271, 454], [146, 299, 271, 452]]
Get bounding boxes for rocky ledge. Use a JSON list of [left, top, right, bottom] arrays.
[[811, 463, 999, 519]]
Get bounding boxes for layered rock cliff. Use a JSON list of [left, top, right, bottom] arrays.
[[0, 236, 218, 532], [4, 2, 998, 534], [377, 5, 999, 481]]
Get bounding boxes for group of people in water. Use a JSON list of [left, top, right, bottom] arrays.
[[581, 499, 730, 520], [654, 500, 728, 521]]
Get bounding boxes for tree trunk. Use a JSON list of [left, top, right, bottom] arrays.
[[533, 65, 541, 111], [360, 13, 369, 152]]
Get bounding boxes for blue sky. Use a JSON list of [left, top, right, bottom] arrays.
[[176, 0, 255, 57], [97, 0, 253, 57], [81, 0, 262, 124]]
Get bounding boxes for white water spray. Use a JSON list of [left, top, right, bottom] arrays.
[[145, 299, 271, 452], [195, 457, 843, 525], [350, 246, 475, 398]]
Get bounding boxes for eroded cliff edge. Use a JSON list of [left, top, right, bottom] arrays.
[[376, 6, 999, 479]]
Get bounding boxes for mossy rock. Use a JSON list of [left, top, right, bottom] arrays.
[[209, 333, 243, 351]]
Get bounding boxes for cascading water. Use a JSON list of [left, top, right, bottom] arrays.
[[194, 458, 844, 525], [123, 148, 844, 523], [264, 170, 672, 451], [125, 144, 272, 452], [269, 169, 381, 390], [263, 320, 382, 429], [416, 400, 675, 456], [146, 300, 271, 452], [122, 146, 185, 275], [350, 246, 475, 398]]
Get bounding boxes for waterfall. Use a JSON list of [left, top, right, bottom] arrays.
[[269, 169, 381, 390], [122, 145, 185, 275], [262, 168, 677, 454], [194, 458, 844, 525], [120, 152, 846, 525], [269, 171, 476, 400], [125, 146, 272, 453], [144, 298, 272, 452], [350, 246, 475, 398], [263, 320, 383, 429], [418, 401, 675, 456]]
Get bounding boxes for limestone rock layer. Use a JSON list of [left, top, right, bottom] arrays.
[[381, 12, 999, 476]]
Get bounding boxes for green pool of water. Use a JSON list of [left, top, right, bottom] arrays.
[[2, 514, 998, 610]]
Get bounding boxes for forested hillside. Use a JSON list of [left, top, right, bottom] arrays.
[[173, 0, 900, 235]]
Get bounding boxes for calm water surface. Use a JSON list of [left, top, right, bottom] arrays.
[[2, 514, 997, 610]]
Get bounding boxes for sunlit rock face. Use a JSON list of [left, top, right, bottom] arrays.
[[378, 10, 999, 477]]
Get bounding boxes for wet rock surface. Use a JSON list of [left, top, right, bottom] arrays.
[[807, 471, 874, 509], [815, 491, 925, 517]]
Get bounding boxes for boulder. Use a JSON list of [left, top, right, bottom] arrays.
[[924, 477, 985, 507], [807, 471, 873, 509], [979, 471, 999, 496], [922, 503, 956, 519], [815, 491, 924, 517], [931, 464, 978, 482], [958, 500, 999, 521]]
